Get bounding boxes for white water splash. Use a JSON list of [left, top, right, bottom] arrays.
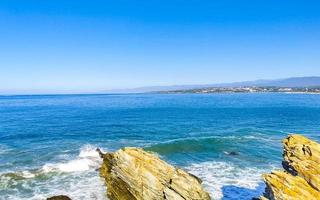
[[185, 161, 274, 200], [41, 145, 102, 173], [0, 145, 108, 200], [1, 145, 275, 200]]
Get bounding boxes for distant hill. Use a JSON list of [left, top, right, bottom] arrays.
[[218, 76, 320, 88], [106, 76, 320, 93]]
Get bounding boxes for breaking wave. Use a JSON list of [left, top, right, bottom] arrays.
[[41, 145, 102, 174], [0, 143, 276, 200], [185, 161, 275, 200], [0, 145, 107, 200], [1, 145, 102, 180]]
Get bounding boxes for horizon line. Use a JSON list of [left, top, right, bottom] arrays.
[[1, 75, 320, 96]]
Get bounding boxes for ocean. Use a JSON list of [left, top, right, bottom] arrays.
[[0, 93, 320, 200]]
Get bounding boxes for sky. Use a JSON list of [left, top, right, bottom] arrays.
[[0, 0, 320, 94]]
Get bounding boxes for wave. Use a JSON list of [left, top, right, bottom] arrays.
[[145, 134, 274, 155], [145, 136, 234, 155], [0, 145, 107, 200], [42, 145, 102, 174], [1, 143, 274, 200], [0, 145, 103, 179], [185, 161, 275, 200], [1, 170, 107, 200]]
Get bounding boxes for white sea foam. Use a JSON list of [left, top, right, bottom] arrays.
[[20, 170, 36, 178], [3, 171, 108, 200], [29, 171, 107, 200], [1, 145, 108, 200], [185, 161, 274, 200], [1, 145, 274, 200], [1, 144, 103, 179], [41, 144, 102, 173]]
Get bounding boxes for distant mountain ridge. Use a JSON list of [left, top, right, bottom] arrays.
[[218, 76, 320, 88], [107, 76, 320, 93]]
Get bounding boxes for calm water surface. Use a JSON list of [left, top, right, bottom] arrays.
[[0, 93, 320, 200]]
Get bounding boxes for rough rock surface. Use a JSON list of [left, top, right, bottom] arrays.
[[261, 134, 320, 200], [99, 147, 210, 200]]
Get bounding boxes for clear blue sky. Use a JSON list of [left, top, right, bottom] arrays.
[[1, 0, 320, 93]]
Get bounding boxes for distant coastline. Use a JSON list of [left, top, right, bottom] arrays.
[[102, 76, 320, 94], [157, 86, 320, 94]]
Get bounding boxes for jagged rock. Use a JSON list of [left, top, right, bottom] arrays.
[[261, 134, 320, 200], [99, 147, 210, 200], [283, 134, 320, 190], [47, 195, 71, 200], [263, 171, 320, 199]]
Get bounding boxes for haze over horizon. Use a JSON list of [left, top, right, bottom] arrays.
[[1, 0, 320, 94]]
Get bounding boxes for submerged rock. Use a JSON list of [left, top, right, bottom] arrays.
[[223, 151, 239, 156], [99, 147, 210, 200], [261, 134, 320, 200], [47, 195, 71, 200]]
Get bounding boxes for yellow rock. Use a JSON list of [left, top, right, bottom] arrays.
[[261, 134, 320, 200], [283, 134, 320, 191], [100, 147, 210, 200], [262, 171, 320, 200]]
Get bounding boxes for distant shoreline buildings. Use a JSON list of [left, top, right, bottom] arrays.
[[159, 86, 320, 94]]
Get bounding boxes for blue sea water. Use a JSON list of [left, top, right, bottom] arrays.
[[0, 93, 320, 200]]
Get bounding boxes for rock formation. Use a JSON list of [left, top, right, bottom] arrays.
[[261, 134, 320, 200], [99, 147, 210, 200]]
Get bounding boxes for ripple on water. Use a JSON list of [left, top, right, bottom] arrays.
[[0, 145, 10, 155]]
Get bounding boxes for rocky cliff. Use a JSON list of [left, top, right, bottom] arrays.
[[99, 147, 210, 200], [261, 134, 320, 200]]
